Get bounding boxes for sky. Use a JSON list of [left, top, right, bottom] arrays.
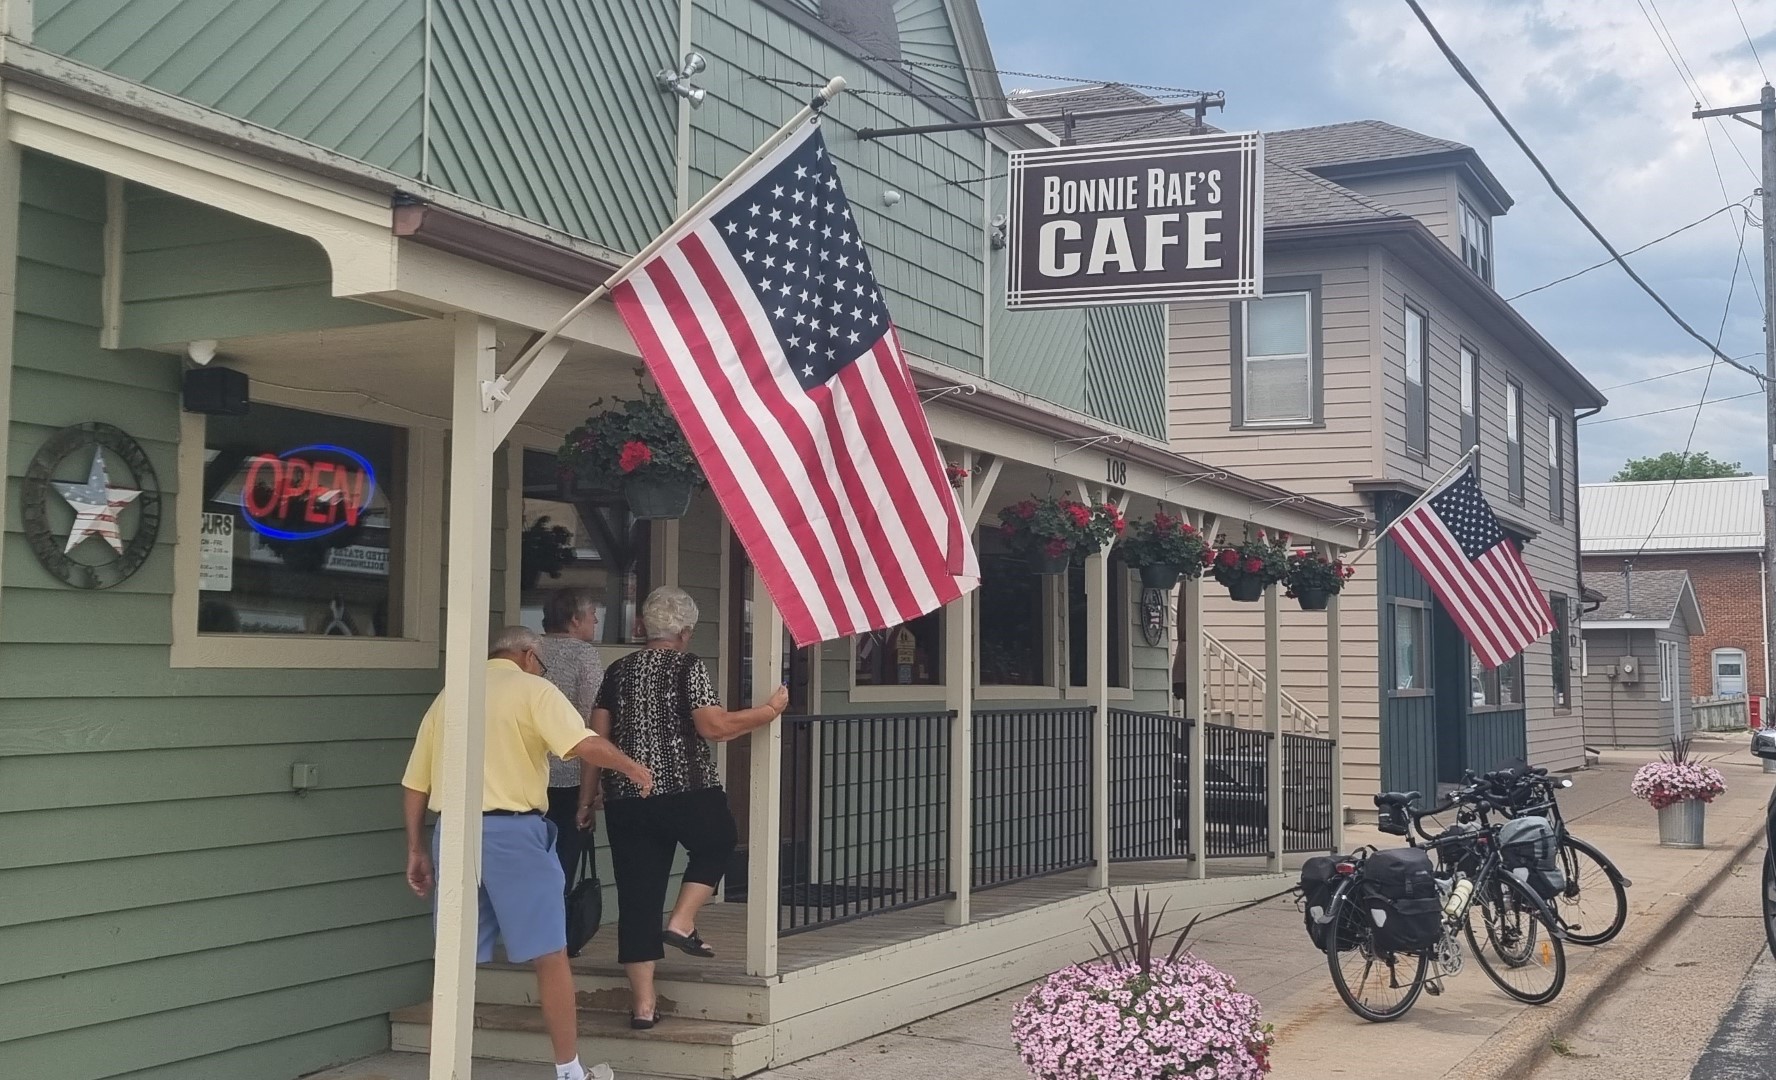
[[976, 0, 1775, 483]]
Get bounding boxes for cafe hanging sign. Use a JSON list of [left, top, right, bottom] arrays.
[[1005, 131, 1263, 310]]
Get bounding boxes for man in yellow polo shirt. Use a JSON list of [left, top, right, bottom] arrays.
[[403, 626, 653, 1080]]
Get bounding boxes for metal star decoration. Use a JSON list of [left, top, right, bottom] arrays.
[[51, 448, 142, 555]]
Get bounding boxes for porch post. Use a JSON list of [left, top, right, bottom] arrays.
[[1086, 546, 1111, 890], [1326, 588, 1345, 854], [429, 313, 498, 1080], [1264, 580, 1284, 874], [745, 569, 785, 978], [1183, 548, 1208, 880], [943, 586, 974, 925]]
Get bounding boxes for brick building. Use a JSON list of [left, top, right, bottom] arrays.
[[1580, 476, 1767, 701]]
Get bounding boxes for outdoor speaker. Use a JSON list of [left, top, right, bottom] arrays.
[[182, 367, 250, 416]]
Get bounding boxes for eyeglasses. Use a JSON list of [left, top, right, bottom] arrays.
[[528, 648, 549, 676]]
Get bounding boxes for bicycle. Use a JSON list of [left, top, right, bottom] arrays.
[[1317, 786, 1568, 1022], [1466, 764, 1631, 946]]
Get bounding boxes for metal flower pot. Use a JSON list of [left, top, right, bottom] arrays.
[[622, 476, 695, 520], [1027, 550, 1073, 576], [1138, 563, 1182, 591], [1296, 588, 1331, 611], [1657, 800, 1707, 848], [1225, 576, 1265, 603]]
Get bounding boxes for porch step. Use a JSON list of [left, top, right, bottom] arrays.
[[390, 1002, 773, 1079], [477, 961, 769, 1024]]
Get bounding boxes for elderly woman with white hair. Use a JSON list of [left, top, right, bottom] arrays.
[[590, 585, 787, 1029]]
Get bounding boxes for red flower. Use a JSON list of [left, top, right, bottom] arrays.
[[1044, 538, 1069, 558], [1202, 549, 1216, 565], [1015, 500, 1037, 520], [1000, 523, 1017, 538], [1180, 522, 1196, 535], [1154, 512, 1174, 531], [618, 440, 653, 474], [1066, 503, 1092, 529], [1243, 558, 1264, 574], [1217, 549, 1239, 567]]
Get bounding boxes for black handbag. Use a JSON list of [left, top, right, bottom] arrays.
[[566, 845, 603, 958]]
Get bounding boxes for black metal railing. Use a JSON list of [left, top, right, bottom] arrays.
[[972, 707, 1095, 889], [1108, 709, 1191, 862], [778, 711, 954, 934], [1282, 732, 1336, 854], [1202, 722, 1269, 858]]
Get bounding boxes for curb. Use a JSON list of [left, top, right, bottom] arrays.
[[1457, 805, 1767, 1080]]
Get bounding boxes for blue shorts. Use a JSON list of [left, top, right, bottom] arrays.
[[431, 814, 567, 964]]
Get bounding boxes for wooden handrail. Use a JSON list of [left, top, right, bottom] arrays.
[[1202, 631, 1324, 735]]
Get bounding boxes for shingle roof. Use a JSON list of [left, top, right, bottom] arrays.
[[1585, 567, 1703, 633], [1267, 121, 1470, 169], [1580, 476, 1767, 554], [1263, 159, 1407, 228], [1009, 83, 1215, 143]]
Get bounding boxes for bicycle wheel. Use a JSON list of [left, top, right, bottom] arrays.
[[1464, 873, 1566, 1005], [1325, 883, 1429, 1022], [1556, 835, 1627, 946]]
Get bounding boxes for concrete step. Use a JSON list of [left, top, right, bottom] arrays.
[[477, 963, 769, 1024], [390, 1002, 773, 1080]]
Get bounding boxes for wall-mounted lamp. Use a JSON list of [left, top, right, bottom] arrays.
[[990, 214, 1007, 250], [655, 52, 708, 108], [882, 189, 903, 208]]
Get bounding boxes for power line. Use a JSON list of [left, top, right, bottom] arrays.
[[1730, 0, 1771, 83], [1640, 0, 1762, 182], [1579, 389, 1761, 425], [1596, 354, 1761, 392], [1402, 0, 1769, 386], [1505, 200, 1749, 301]]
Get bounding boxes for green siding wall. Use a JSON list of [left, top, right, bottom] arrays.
[[35, 0, 425, 174], [119, 185, 414, 348], [0, 153, 436, 1080]]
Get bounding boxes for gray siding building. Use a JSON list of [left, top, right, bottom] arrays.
[[1581, 569, 1705, 747]]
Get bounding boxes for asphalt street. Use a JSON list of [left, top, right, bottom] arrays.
[[1531, 841, 1772, 1080]]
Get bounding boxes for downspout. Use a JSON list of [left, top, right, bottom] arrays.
[[1574, 403, 1602, 755]]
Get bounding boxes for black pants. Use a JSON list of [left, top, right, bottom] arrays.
[[604, 788, 737, 964], [545, 785, 586, 887]]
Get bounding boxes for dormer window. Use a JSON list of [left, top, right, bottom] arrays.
[[1459, 198, 1492, 283]]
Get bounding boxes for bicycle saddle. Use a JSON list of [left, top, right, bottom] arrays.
[[1373, 791, 1421, 809]]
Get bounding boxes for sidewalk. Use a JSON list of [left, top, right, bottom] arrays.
[[322, 739, 1771, 1080]]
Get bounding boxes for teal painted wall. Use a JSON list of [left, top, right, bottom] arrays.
[[0, 152, 442, 1080]]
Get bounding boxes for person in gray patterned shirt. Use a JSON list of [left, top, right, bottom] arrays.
[[538, 588, 605, 885]]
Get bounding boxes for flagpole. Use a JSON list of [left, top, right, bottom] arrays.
[[1342, 445, 1480, 569], [497, 75, 849, 391]]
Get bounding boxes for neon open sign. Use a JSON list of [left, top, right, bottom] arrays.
[[241, 444, 379, 541]]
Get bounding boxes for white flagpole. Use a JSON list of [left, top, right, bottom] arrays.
[[495, 75, 848, 395], [1342, 445, 1480, 568]]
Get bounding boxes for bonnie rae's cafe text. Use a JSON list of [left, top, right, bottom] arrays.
[[1037, 167, 1225, 278]]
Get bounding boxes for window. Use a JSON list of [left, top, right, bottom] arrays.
[[1471, 649, 1524, 708], [1546, 410, 1564, 522], [1460, 198, 1493, 283], [1459, 345, 1481, 466], [1391, 601, 1430, 693], [519, 449, 652, 644], [1550, 592, 1571, 709], [198, 404, 405, 637], [1068, 556, 1129, 689], [856, 613, 942, 686], [1404, 304, 1429, 457], [979, 531, 1050, 686], [1506, 380, 1524, 503], [1658, 639, 1680, 703], [1235, 288, 1316, 426], [1713, 648, 1748, 696]]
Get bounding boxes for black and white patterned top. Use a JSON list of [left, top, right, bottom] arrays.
[[593, 648, 722, 801], [537, 635, 604, 788]]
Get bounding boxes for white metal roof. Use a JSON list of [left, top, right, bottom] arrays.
[[1579, 476, 1766, 554]]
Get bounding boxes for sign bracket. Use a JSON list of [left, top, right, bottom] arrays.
[[1054, 434, 1125, 462], [857, 94, 1225, 142]]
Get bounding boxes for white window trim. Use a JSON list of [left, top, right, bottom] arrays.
[[170, 398, 445, 669], [1240, 291, 1314, 427], [1658, 640, 1677, 703], [977, 568, 1060, 695], [849, 623, 948, 703]]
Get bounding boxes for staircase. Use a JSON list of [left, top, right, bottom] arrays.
[[1198, 632, 1324, 735], [391, 957, 774, 1078]]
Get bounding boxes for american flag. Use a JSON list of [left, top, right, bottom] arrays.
[[1389, 466, 1554, 670], [610, 123, 979, 646]]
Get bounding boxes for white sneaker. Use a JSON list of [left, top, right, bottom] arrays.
[[587, 1065, 615, 1080]]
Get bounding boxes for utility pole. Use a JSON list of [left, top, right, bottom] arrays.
[[1696, 86, 1776, 707]]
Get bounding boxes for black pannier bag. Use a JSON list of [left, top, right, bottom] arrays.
[[1499, 816, 1567, 900], [1298, 856, 1359, 951], [1362, 847, 1443, 954]]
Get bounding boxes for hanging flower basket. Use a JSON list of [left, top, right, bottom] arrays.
[[1210, 532, 1289, 602], [520, 516, 576, 592], [558, 379, 705, 521], [1120, 511, 1209, 592], [997, 495, 1124, 575], [1284, 548, 1355, 612]]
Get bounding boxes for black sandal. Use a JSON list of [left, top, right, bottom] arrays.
[[661, 928, 716, 958], [630, 1012, 657, 1030]]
